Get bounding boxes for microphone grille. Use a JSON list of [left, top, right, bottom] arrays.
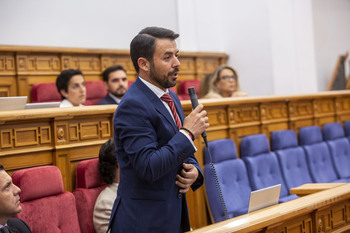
[[188, 87, 196, 96]]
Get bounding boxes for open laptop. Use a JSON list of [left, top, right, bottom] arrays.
[[25, 102, 61, 109], [248, 184, 281, 213], [0, 96, 27, 111]]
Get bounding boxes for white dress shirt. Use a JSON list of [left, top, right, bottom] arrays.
[[59, 99, 84, 108]]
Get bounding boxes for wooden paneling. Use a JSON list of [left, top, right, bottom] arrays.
[[0, 76, 16, 97], [0, 54, 16, 75], [0, 105, 116, 191], [0, 53, 17, 97], [0, 45, 228, 99], [16, 54, 61, 74], [195, 56, 224, 80], [61, 55, 100, 74]]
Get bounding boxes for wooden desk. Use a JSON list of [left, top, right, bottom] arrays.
[[290, 183, 347, 196], [189, 183, 350, 233], [0, 105, 117, 191]]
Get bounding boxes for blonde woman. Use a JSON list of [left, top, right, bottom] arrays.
[[200, 65, 247, 99]]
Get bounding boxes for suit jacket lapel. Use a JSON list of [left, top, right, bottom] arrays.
[[135, 78, 178, 133], [107, 95, 118, 104]]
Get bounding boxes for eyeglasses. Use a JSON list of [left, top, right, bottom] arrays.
[[220, 75, 237, 81]]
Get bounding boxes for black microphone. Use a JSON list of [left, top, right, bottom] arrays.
[[188, 87, 208, 147]]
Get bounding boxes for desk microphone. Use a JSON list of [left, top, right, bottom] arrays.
[[188, 87, 208, 147]]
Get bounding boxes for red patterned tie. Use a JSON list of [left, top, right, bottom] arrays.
[[161, 93, 182, 130]]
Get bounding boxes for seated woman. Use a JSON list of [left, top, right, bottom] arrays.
[[56, 69, 86, 107], [93, 138, 118, 233], [199, 65, 247, 99]]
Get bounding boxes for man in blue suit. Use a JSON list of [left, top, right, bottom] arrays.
[[109, 27, 209, 233], [97, 65, 129, 105], [0, 164, 32, 233]]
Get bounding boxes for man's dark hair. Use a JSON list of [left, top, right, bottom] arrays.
[[56, 69, 83, 99], [102, 65, 127, 82], [98, 138, 118, 185], [0, 164, 4, 171], [130, 26, 179, 73]]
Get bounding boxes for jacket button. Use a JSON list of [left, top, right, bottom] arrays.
[[177, 193, 183, 199]]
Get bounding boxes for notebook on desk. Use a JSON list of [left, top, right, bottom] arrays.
[[0, 96, 27, 111], [248, 184, 281, 213]]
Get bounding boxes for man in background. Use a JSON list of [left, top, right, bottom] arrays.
[[97, 65, 129, 105], [0, 164, 32, 233]]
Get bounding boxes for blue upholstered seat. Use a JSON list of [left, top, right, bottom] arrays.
[[271, 130, 312, 191], [299, 126, 348, 183], [204, 139, 251, 222], [322, 123, 350, 181], [240, 134, 298, 203]]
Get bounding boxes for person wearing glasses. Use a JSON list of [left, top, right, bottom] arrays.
[[199, 65, 247, 99]]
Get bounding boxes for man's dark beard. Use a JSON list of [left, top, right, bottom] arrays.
[[149, 61, 179, 89], [112, 93, 125, 98], [111, 90, 126, 98]]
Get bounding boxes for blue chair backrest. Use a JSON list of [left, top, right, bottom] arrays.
[[240, 134, 290, 201], [271, 130, 312, 190], [204, 139, 251, 222], [299, 126, 339, 182], [322, 122, 350, 179]]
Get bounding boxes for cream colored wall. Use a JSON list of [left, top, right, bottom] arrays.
[[0, 0, 349, 95]]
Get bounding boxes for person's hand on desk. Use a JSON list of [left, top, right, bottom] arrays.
[[182, 104, 209, 138], [175, 163, 199, 193]]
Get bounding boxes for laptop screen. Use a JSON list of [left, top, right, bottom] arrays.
[[0, 96, 27, 111], [248, 184, 281, 213]]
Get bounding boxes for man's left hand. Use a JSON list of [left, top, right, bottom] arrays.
[[175, 163, 199, 193]]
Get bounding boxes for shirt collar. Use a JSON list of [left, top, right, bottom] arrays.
[[138, 76, 168, 98], [60, 99, 84, 107]]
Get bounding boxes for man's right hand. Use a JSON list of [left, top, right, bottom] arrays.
[[182, 104, 209, 138]]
